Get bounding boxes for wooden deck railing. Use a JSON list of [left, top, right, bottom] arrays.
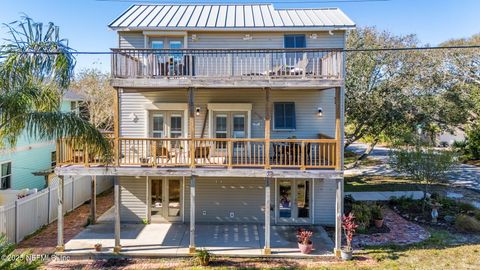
[[57, 138, 337, 170], [111, 48, 343, 81]]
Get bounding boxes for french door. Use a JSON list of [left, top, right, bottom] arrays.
[[150, 178, 182, 222], [276, 179, 311, 224], [214, 112, 247, 152]]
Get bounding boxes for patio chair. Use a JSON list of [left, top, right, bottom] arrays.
[[290, 53, 309, 78], [194, 145, 211, 164]]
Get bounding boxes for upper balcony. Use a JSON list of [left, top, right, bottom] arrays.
[[110, 48, 343, 89]]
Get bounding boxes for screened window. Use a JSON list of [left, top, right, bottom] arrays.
[[1, 162, 11, 190], [274, 102, 296, 130]]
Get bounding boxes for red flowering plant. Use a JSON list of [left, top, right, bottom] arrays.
[[296, 228, 313, 245], [342, 213, 358, 252]]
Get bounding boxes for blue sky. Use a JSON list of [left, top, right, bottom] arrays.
[[1, 0, 479, 73]]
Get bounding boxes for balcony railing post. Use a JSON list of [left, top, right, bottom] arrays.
[[227, 140, 233, 169], [301, 141, 306, 170], [152, 140, 157, 167]]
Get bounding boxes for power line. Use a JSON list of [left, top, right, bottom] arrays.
[[0, 45, 479, 55]]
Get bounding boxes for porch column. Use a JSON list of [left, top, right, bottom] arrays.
[[264, 171, 272, 255], [334, 177, 343, 257], [114, 176, 121, 252], [188, 87, 196, 168], [90, 175, 97, 225], [189, 175, 196, 253], [55, 175, 64, 252], [264, 88, 271, 169], [335, 87, 342, 170]]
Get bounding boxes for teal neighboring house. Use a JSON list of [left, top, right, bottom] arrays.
[[0, 91, 84, 191]]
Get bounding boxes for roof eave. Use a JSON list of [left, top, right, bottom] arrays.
[[109, 26, 356, 32]]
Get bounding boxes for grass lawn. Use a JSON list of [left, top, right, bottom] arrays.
[[344, 150, 383, 168], [345, 175, 422, 192], [45, 228, 480, 269]]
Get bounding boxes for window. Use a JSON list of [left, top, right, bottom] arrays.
[[274, 102, 296, 130], [151, 41, 164, 49], [1, 162, 11, 190], [170, 114, 183, 138], [51, 151, 56, 167], [152, 114, 164, 138], [284, 35, 306, 48]]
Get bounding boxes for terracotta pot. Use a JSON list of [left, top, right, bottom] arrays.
[[298, 242, 313, 254], [374, 219, 384, 228], [341, 249, 353, 260]]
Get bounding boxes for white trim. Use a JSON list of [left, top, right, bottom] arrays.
[[0, 160, 12, 190], [143, 31, 188, 37], [145, 103, 189, 138], [207, 103, 252, 139], [312, 178, 315, 225]]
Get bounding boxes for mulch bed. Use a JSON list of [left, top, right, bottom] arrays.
[[353, 208, 430, 247], [15, 188, 113, 255]]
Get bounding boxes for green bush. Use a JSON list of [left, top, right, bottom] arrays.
[[458, 202, 477, 213], [454, 125, 480, 160], [0, 234, 42, 270], [371, 204, 384, 220], [475, 211, 480, 222], [352, 203, 372, 231], [454, 214, 480, 233]]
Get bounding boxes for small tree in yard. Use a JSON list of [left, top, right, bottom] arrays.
[[389, 146, 456, 202]]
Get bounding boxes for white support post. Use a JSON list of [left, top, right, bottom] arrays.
[[90, 175, 97, 225], [264, 172, 272, 255], [334, 177, 343, 257], [56, 176, 65, 252], [114, 176, 122, 253], [189, 175, 196, 254]]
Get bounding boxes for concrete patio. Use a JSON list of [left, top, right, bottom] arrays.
[[61, 208, 334, 257]]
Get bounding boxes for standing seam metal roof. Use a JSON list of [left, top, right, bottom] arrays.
[[109, 4, 355, 30]]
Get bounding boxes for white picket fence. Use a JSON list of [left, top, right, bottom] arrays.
[[0, 175, 113, 243]]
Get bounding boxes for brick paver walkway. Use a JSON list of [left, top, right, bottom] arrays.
[[353, 208, 430, 247], [15, 188, 113, 254]]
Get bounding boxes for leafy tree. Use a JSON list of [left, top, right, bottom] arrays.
[[389, 145, 456, 200], [345, 27, 421, 164], [0, 234, 42, 269], [0, 17, 110, 160], [71, 69, 115, 131]]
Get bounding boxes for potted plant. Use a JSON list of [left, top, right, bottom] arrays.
[[341, 213, 358, 260], [195, 248, 211, 266], [94, 243, 102, 252], [371, 204, 384, 228], [296, 228, 314, 254]]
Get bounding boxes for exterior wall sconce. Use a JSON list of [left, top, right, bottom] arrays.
[[243, 34, 253, 41], [196, 107, 201, 116], [317, 107, 323, 117], [310, 33, 318, 39], [129, 113, 138, 122], [191, 34, 198, 41]]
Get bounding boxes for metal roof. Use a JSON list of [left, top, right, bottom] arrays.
[[109, 4, 355, 31]]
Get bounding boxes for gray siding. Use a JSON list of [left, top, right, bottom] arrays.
[[118, 31, 345, 49], [120, 177, 147, 222], [118, 176, 336, 225], [314, 179, 336, 225], [184, 177, 266, 223], [119, 31, 144, 48], [119, 88, 337, 139]]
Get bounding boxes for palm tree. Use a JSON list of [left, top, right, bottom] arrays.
[[0, 16, 111, 160]]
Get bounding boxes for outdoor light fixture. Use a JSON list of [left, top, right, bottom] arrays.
[[310, 33, 318, 39], [196, 107, 201, 116], [129, 113, 138, 122], [243, 34, 253, 40], [191, 34, 198, 41], [317, 107, 323, 117]]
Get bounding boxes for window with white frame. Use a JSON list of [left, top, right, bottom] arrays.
[[152, 113, 165, 138], [1, 161, 11, 190], [150, 111, 184, 139]]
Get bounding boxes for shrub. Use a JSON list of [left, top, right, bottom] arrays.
[[0, 234, 42, 270], [475, 211, 480, 222], [454, 214, 480, 233], [195, 248, 212, 266], [458, 202, 477, 213], [352, 203, 372, 231], [371, 204, 384, 220], [296, 228, 313, 245]]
